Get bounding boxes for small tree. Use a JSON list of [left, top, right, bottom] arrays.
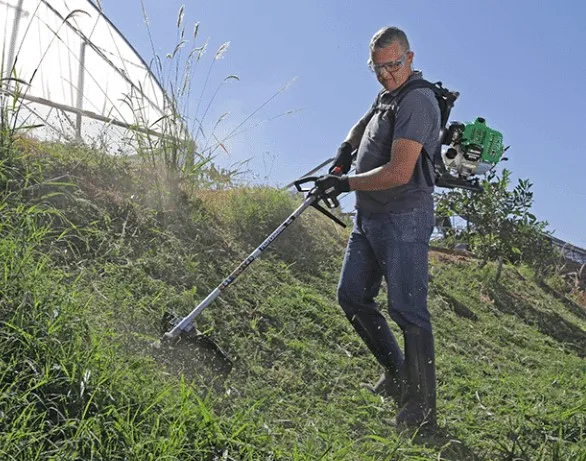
[[435, 169, 558, 280]]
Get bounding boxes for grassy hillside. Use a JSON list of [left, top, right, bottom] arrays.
[[0, 142, 585, 460]]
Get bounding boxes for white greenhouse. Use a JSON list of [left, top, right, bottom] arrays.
[[0, 0, 181, 152]]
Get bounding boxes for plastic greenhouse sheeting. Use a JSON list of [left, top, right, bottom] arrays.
[[1, 0, 175, 150]]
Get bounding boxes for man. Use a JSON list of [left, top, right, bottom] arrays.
[[315, 26, 440, 429]]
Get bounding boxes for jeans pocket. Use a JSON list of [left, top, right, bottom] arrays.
[[385, 209, 433, 243]]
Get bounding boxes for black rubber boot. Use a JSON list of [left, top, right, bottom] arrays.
[[394, 325, 436, 429], [346, 311, 405, 403], [371, 369, 403, 402]]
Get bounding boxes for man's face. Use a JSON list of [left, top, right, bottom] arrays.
[[369, 42, 414, 92]]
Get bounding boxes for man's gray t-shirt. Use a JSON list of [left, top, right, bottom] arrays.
[[354, 71, 441, 213]]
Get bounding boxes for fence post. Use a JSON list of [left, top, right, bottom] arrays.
[[75, 41, 87, 140]]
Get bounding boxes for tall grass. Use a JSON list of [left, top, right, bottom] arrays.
[[0, 74, 33, 165], [128, 2, 298, 192], [0, 144, 278, 460]]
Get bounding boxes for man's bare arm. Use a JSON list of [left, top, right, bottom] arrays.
[[343, 119, 368, 150], [348, 138, 423, 191], [343, 105, 376, 150]]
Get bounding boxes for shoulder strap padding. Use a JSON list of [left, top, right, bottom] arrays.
[[392, 79, 459, 129]]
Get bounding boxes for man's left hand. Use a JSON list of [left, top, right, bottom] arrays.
[[315, 174, 351, 200]]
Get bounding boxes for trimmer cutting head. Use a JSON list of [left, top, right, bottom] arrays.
[[154, 312, 233, 382]]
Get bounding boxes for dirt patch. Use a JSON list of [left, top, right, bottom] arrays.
[[430, 247, 475, 264], [574, 290, 586, 309]]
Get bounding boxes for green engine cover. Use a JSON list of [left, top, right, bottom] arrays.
[[461, 117, 504, 164]]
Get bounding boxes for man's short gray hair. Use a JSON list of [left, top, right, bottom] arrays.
[[369, 27, 410, 52]]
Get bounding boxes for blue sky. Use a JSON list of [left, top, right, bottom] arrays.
[[98, 0, 586, 249]]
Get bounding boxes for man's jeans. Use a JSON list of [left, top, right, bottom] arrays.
[[337, 207, 435, 334]]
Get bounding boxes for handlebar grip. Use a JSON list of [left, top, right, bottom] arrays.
[[294, 176, 319, 193]]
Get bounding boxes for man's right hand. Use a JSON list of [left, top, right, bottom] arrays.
[[315, 174, 351, 203], [328, 142, 354, 175]]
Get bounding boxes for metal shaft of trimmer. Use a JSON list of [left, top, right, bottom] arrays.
[[164, 193, 318, 340]]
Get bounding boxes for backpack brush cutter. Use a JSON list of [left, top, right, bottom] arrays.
[[436, 116, 508, 192], [156, 177, 346, 370]]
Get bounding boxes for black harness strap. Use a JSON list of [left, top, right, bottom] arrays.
[[378, 79, 458, 186]]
